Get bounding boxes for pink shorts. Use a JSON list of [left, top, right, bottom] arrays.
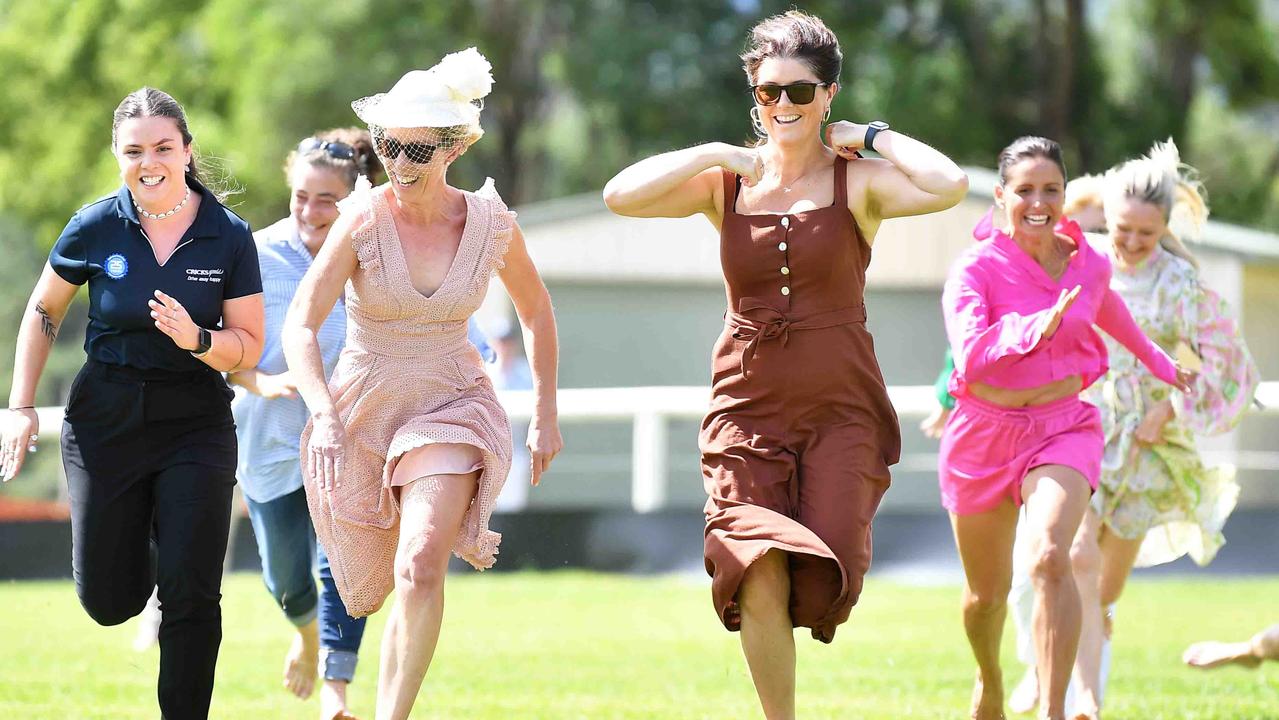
[[938, 394, 1102, 515]]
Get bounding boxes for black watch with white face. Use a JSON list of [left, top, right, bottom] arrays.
[[864, 120, 890, 153], [191, 327, 213, 357]]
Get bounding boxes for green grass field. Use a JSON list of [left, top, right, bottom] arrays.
[[2, 572, 1275, 719]]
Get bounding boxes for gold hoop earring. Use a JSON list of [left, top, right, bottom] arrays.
[[822, 106, 831, 123], [749, 106, 768, 139]]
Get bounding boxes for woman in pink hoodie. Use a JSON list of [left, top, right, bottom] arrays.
[[939, 136, 1193, 720]]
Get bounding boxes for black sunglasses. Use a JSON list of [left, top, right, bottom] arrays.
[[297, 138, 355, 160], [375, 136, 438, 165], [750, 81, 829, 106]]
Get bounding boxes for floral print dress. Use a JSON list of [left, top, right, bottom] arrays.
[[1083, 237, 1259, 567]]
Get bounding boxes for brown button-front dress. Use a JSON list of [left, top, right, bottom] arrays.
[[700, 157, 901, 643]]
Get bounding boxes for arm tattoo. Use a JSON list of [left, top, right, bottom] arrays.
[[35, 302, 58, 345]]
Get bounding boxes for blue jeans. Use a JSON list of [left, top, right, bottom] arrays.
[[244, 486, 366, 681]]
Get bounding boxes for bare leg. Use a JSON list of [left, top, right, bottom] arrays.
[[1020, 465, 1091, 720], [320, 679, 357, 720], [1096, 531, 1142, 612], [738, 548, 796, 720], [1184, 624, 1279, 669], [951, 501, 1020, 720], [375, 470, 480, 720], [284, 619, 320, 699], [1067, 510, 1103, 717]]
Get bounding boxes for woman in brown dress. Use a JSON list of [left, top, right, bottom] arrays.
[[603, 11, 967, 719]]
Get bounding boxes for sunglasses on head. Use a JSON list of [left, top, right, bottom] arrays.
[[297, 138, 355, 160], [750, 81, 829, 106], [375, 136, 438, 165]]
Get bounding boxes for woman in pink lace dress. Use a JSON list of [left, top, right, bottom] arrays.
[[283, 49, 561, 720]]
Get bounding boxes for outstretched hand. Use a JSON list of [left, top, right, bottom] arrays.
[[527, 416, 563, 487], [919, 405, 950, 440], [0, 408, 38, 482], [1042, 285, 1081, 339], [256, 372, 298, 400], [1173, 364, 1197, 394], [307, 412, 346, 491], [1134, 400, 1175, 446]]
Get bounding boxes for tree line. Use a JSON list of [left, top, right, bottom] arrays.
[[1, 0, 1277, 403]]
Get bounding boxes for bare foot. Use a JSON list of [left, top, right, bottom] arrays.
[[1182, 641, 1262, 669], [320, 679, 360, 720], [1008, 665, 1038, 714], [284, 629, 319, 699], [1070, 693, 1102, 720], [970, 673, 1006, 720]]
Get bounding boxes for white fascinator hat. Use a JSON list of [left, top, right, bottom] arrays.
[[352, 47, 494, 131]]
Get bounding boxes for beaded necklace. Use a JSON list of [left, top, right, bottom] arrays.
[[134, 185, 191, 220]]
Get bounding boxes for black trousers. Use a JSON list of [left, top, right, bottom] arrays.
[[61, 360, 237, 720]]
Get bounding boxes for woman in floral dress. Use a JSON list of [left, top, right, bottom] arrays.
[[1067, 140, 1260, 718]]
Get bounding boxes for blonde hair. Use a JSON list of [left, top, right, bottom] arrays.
[[1103, 138, 1208, 271], [1064, 173, 1104, 216]]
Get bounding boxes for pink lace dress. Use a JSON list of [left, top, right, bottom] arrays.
[[301, 177, 514, 617]]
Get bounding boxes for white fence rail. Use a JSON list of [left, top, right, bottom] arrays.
[[33, 382, 1279, 513]]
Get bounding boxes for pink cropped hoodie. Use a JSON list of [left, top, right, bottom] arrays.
[[943, 217, 1178, 398]]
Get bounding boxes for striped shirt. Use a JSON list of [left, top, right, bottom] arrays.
[[233, 219, 347, 502]]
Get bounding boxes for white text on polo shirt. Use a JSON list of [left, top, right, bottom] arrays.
[[186, 268, 224, 283]]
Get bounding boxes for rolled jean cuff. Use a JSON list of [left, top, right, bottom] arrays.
[[321, 648, 358, 683], [287, 605, 318, 628]]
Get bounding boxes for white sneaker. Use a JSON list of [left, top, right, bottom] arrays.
[[131, 590, 161, 652]]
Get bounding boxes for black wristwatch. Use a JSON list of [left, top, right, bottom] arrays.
[[191, 327, 213, 357], [864, 120, 890, 153]]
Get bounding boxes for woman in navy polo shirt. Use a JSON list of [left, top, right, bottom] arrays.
[[0, 87, 264, 719]]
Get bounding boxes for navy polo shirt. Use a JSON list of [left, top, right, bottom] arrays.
[[49, 179, 262, 371]]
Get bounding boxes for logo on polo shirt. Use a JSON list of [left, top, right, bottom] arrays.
[[105, 254, 128, 279], [186, 267, 224, 284]]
